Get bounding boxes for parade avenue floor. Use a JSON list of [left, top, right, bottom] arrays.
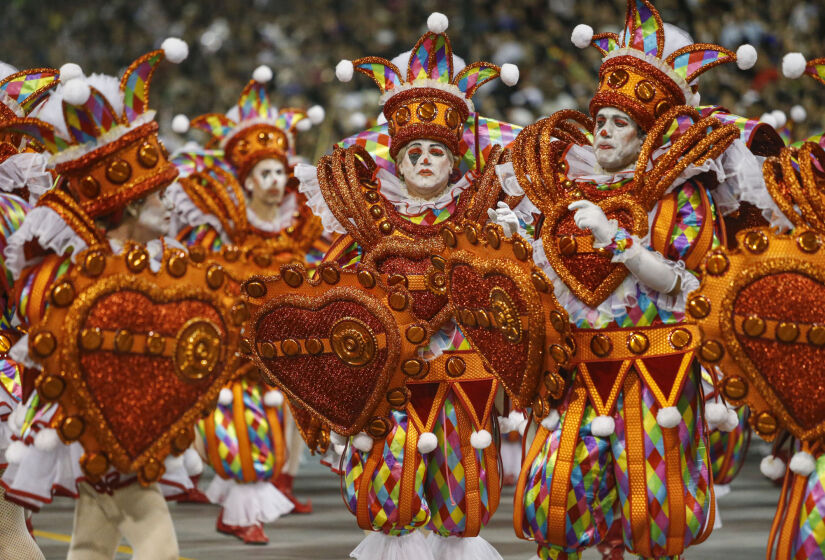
[[33, 443, 781, 559]]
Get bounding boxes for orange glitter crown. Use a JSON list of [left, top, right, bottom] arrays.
[[0, 39, 189, 219], [573, 0, 756, 131], [187, 66, 324, 184], [335, 12, 519, 159]]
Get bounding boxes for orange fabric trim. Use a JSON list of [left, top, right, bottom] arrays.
[[452, 376, 498, 431], [634, 351, 694, 408], [321, 233, 355, 264], [457, 402, 482, 537], [663, 424, 686, 555], [405, 382, 449, 434], [513, 422, 549, 540], [651, 192, 677, 258], [693, 470, 716, 545], [483, 424, 501, 519], [28, 257, 61, 325], [264, 404, 286, 480], [201, 228, 218, 250], [682, 185, 716, 271], [231, 382, 257, 483], [776, 444, 811, 560], [578, 360, 631, 416], [204, 415, 228, 480], [624, 372, 652, 557], [356, 438, 385, 531], [397, 420, 419, 528], [768, 466, 794, 560], [547, 379, 588, 544]]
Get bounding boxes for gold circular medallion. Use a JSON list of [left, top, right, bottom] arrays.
[[39, 375, 65, 400], [723, 376, 748, 400], [282, 339, 300, 356], [206, 265, 225, 290], [330, 318, 376, 367], [590, 333, 613, 357], [406, 325, 427, 344], [126, 246, 149, 273], [146, 331, 165, 355], [141, 458, 162, 482], [395, 106, 411, 126], [283, 269, 303, 288], [379, 220, 394, 235], [549, 344, 569, 365], [776, 322, 799, 343], [743, 230, 768, 253], [485, 227, 501, 249], [742, 315, 765, 338], [357, 270, 376, 288], [558, 235, 577, 257], [706, 252, 729, 276], [223, 245, 241, 262], [402, 359, 425, 378], [167, 254, 187, 277], [78, 175, 100, 198], [389, 292, 408, 311], [626, 332, 649, 354], [82, 452, 109, 477], [634, 80, 656, 102], [755, 411, 777, 435], [80, 328, 103, 351], [106, 159, 132, 184], [699, 339, 724, 362], [669, 328, 692, 349], [61, 416, 85, 440], [386, 388, 408, 409], [606, 69, 629, 89], [465, 224, 479, 244], [441, 227, 457, 247], [445, 107, 461, 128], [549, 310, 567, 333], [655, 101, 671, 118], [51, 282, 75, 307], [321, 266, 340, 285], [797, 231, 821, 253], [305, 337, 323, 355], [489, 287, 521, 343], [84, 252, 106, 276], [115, 329, 134, 353], [532, 270, 548, 293], [171, 430, 192, 453], [687, 295, 711, 319], [245, 280, 267, 298], [174, 319, 222, 381], [137, 142, 159, 168], [230, 302, 249, 326], [417, 101, 437, 121], [32, 331, 57, 357], [259, 342, 276, 359], [808, 325, 825, 347], [367, 417, 391, 439], [446, 356, 466, 377]]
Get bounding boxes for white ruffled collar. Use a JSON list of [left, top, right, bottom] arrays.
[[376, 168, 472, 216], [246, 192, 298, 233]]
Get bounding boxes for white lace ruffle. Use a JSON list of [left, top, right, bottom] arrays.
[[204, 477, 294, 526], [376, 168, 472, 216], [8, 336, 37, 369], [166, 181, 228, 243], [296, 163, 347, 234], [427, 533, 503, 560], [4, 206, 88, 280], [0, 153, 52, 203], [350, 531, 434, 560], [246, 192, 297, 233]]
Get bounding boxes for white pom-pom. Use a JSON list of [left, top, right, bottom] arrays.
[[791, 104, 807, 123], [336, 60, 354, 82], [352, 432, 374, 453], [771, 110, 787, 129], [5, 441, 27, 464], [705, 402, 728, 427], [427, 12, 449, 34], [760, 112, 778, 129], [571, 24, 595, 49], [295, 119, 312, 132], [333, 443, 346, 455], [183, 448, 203, 476], [376, 113, 388, 125], [470, 429, 492, 449], [171, 114, 190, 134], [720, 408, 740, 432], [783, 53, 807, 79], [541, 409, 560, 431], [161, 37, 189, 64], [760, 455, 786, 481], [349, 112, 368, 129], [591, 415, 615, 437], [517, 418, 528, 436], [790, 451, 817, 477], [657, 406, 682, 429], [263, 389, 284, 408], [329, 431, 348, 447], [735, 44, 757, 70], [252, 65, 273, 84], [218, 388, 233, 406], [63, 79, 91, 106], [165, 453, 185, 471], [500, 63, 519, 86], [59, 63, 83, 81], [308, 105, 325, 125], [34, 428, 60, 451], [418, 432, 438, 454]]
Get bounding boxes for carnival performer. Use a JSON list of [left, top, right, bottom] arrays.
[[0, 62, 62, 560], [0, 39, 195, 560], [294, 13, 521, 560], [491, 2, 765, 558], [167, 65, 326, 544]]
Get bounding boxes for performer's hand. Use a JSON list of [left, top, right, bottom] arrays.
[[568, 200, 617, 247], [487, 201, 519, 237]]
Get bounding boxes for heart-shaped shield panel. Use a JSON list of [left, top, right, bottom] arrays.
[[442, 223, 573, 411], [30, 244, 243, 485], [691, 228, 825, 442], [243, 263, 420, 437]]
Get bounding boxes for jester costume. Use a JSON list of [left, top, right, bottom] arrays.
[[166, 67, 327, 543], [293, 13, 521, 559], [500, 3, 767, 558]]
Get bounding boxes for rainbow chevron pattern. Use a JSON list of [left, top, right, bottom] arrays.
[[190, 113, 236, 144], [121, 51, 163, 123], [273, 109, 307, 135], [238, 82, 272, 121], [791, 450, 825, 558], [670, 50, 731, 83], [627, 0, 664, 56], [0, 70, 59, 115], [170, 148, 233, 179], [408, 34, 451, 83], [804, 58, 825, 86], [0, 193, 31, 290], [355, 61, 403, 94], [454, 64, 499, 97], [708, 406, 750, 485], [63, 89, 120, 144], [0, 358, 22, 406]]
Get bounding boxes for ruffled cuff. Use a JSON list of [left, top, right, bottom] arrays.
[[4, 206, 87, 280], [0, 153, 52, 204], [166, 182, 228, 242], [296, 163, 347, 234], [613, 241, 699, 313], [604, 225, 633, 254]]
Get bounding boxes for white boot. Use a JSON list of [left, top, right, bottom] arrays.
[[427, 532, 503, 560], [350, 531, 434, 560]]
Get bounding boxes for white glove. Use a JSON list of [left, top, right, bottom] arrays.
[[487, 201, 519, 237], [568, 200, 618, 248], [622, 246, 680, 295]]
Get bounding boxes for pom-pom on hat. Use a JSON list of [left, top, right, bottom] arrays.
[[0, 38, 189, 219], [576, 0, 757, 131], [783, 52, 825, 87], [187, 66, 323, 183], [336, 12, 519, 159]]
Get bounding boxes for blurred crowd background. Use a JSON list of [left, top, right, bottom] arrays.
[[0, 0, 822, 160]]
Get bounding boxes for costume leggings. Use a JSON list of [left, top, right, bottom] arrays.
[[516, 367, 712, 560], [343, 389, 500, 536], [771, 443, 825, 559]]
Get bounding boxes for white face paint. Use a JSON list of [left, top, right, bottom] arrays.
[[593, 107, 644, 173], [245, 158, 287, 206], [135, 189, 172, 238], [397, 140, 453, 200]]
